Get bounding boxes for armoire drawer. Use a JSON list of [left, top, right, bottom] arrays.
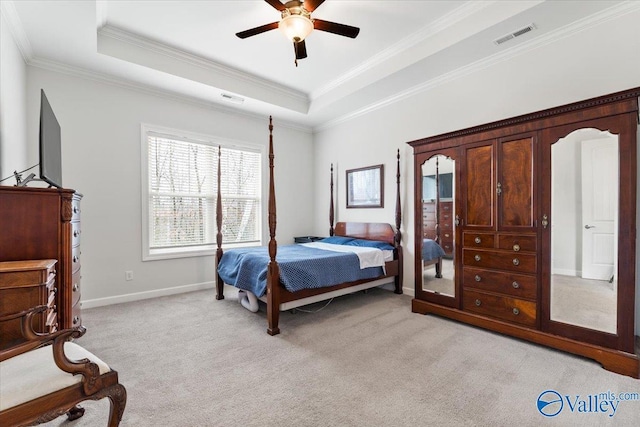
[[462, 249, 536, 273], [462, 267, 536, 300], [463, 289, 536, 327], [71, 221, 81, 247], [463, 232, 495, 249], [497, 234, 536, 252]]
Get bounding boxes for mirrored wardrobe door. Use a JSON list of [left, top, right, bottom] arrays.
[[540, 114, 637, 353], [415, 149, 459, 307]]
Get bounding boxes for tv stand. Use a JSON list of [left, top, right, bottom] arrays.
[[14, 171, 37, 187]]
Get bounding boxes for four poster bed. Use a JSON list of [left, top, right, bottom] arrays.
[[215, 117, 403, 335]]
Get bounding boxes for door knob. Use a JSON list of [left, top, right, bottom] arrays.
[[584, 225, 596, 229]]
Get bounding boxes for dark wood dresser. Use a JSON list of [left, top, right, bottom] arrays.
[[0, 259, 57, 348], [0, 186, 82, 332]]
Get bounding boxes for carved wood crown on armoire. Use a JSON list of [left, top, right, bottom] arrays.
[[0, 186, 82, 348], [408, 87, 640, 378]]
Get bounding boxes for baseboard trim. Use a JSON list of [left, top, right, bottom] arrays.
[[403, 285, 415, 297], [81, 281, 215, 309]]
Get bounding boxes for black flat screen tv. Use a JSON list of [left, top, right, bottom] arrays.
[[39, 89, 62, 188]]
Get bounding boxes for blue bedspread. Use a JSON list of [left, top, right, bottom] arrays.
[[217, 244, 385, 297], [423, 239, 445, 261]]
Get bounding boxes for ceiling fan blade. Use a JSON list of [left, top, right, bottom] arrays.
[[264, 0, 286, 11], [236, 22, 279, 39], [294, 39, 308, 60], [302, 0, 325, 12], [313, 19, 360, 38]]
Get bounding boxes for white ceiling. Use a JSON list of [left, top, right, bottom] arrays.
[[4, 0, 634, 130]]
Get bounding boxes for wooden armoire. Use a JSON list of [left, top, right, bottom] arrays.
[[409, 88, 639, 377]]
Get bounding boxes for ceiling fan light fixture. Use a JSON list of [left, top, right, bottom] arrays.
[[278, 14, 313, 42]]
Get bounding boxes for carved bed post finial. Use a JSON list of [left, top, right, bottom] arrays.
[[266, 116, 281, 335], [215, 145, 224, 300], [329, 163, 335, 236]]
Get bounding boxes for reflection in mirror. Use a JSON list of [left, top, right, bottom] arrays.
[[550, 129, 618, 334], [421, 155, 455, 296]]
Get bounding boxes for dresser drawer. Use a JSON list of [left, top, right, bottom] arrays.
[[440, 201, 453, 212], [497, 234, 536, 252], [71, 221, 81, 247], [72, 270, 81, 306], [463, 267, 536, 300], [71, 247, 81, 273], [71, 198, 81, 221], [463, 249, 536, 273], [423, 203, 436, 213], [71, 305, 82, 328], [463, 289, 536, 327], [463, 232, 495, 249]]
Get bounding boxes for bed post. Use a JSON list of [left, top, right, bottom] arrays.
[[329, 163, 335, 236], [215, 145, 224, 300], [266, 116, 281, 336], [394, 149, 403, 294]]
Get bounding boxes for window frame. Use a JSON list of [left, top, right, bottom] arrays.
[[141, 123, 266, 261]]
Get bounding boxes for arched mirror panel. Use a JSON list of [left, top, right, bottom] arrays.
[[415, 150, 459, 307], [540, 114, 637, 354]]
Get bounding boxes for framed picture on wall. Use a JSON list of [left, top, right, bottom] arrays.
[[346, 164, 384, 208]]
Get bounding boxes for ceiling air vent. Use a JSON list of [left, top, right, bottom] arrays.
[[494, 23, 536, 46], [221, 93, 244, 104]]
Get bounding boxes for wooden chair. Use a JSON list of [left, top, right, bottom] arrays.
[[0, 306, 126, 426]]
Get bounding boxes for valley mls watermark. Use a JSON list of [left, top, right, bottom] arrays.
[[537, 390, 640, 418]]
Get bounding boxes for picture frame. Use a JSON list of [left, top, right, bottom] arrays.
[[346, 164, 384, 208]]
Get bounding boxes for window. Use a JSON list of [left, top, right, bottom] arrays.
[[141, 125, 263, 260]]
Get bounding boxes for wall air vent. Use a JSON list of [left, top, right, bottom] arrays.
[[221, 93, 244, 104], [494, 23, 536, 45]]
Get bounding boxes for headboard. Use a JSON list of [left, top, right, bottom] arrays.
[[334, 222, 395, 245]]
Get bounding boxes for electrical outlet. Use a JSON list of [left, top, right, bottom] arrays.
[[125, 271, 133, 281]]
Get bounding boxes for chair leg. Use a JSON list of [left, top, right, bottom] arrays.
[[67, 405, 85, 421], [106, 384, 127, 427]]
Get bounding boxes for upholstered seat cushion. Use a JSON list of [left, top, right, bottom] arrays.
[[0, 342, 111, 411]]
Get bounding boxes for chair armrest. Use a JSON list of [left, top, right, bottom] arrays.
[[0, 306, 104, 395]]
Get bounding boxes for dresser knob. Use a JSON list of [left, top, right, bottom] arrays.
[[445, 233, 450, 238], [474, 255, 481, 262], [474, 237, 481, 244], [512, 281, 520, 289], [474, 275, 481, 282], [73, 283, 79, 292], [73, 255, 79, 263], [513, 244, 520, 252], [53, 287, 57, 294], [73, 230, 80, 237], [513, 308, 520, 315], [73, 206, 79, 214], [512, 258, 520, 266], [475, 299, 481, 307], [73, 316, 80, 325]]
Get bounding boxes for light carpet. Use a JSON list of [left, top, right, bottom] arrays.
[[40, 287, 640, 426]]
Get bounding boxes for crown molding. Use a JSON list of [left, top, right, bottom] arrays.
[[315, 1, 640, 132], [310, 1, 494, 101], [1, 0, 33, 62], [27, 57, 312, 134], [98, 25, 308, 106]]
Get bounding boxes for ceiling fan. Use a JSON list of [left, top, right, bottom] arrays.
[[236, 0, 360, 66]]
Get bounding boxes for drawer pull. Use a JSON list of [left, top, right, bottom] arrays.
[[445, 233, 450, 238], [474, 275, 481, 282], [474, 237, 481, 244], [474, 255, 481, 262], [73, 230, 80, 237], [53, 287, 57, 294], [512, 281, 520, 289], [513, 308, 520, 316], [512, 258, 520, 266], [513, 244, 520, 252], [475, 299, 481, 307], [73, 316, 80, 325], [73, 255, 79, 263], [73, 206, 79, 214], [73, 283, 79, 292]]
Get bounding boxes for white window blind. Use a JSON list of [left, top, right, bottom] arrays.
[[147, 131, 261, 253]]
